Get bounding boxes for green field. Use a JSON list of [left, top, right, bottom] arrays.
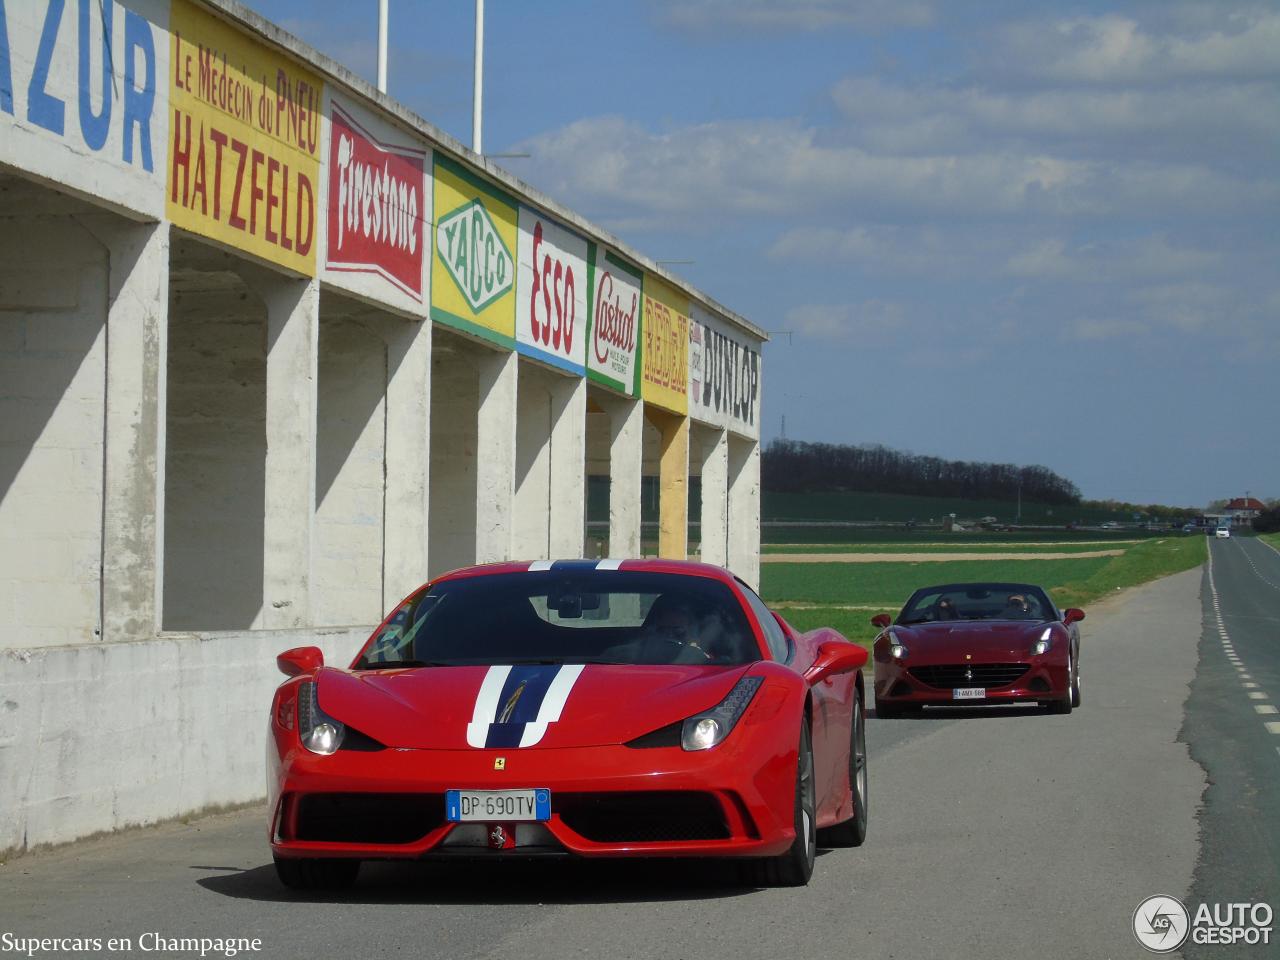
[[1260, 532, 1280, 550], [762, 541, 1136, 554], [764, 490, 1136, 526], [764, 536, 1207, 648]]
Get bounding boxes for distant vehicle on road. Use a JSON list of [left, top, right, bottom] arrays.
[[1215, 528, 1231, 538], [266, 559, 870, 890], [870, 582, 1084, 717], [1100, 521, 1120, 529]]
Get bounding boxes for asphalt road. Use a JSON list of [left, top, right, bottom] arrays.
[[0, 566, 1217, 960], [1182, 536, 1280, 957]]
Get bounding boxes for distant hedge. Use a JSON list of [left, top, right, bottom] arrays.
[[1254, 507, 1280, 533], [762, 439, 1081, 505]]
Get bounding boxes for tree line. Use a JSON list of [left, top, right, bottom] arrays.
[[761, 439, 1082, 505]]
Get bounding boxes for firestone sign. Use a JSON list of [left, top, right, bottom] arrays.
[[325, 99, 426, 302]]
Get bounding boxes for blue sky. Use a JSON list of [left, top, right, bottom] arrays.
[[248, 0, 1278, 508]]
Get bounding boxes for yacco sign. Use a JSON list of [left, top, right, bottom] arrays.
[[585, 244, 641, 396], [516, 206, 587, 374], [640, 274, 689, 415], [432, 152, 516, 346], [166, 0, 322, 276], [324, 98, 427, 304], [0, 0, 166, 217], [689, 304, 761, 439]]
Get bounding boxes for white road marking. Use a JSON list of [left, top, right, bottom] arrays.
[[1243, 682, 1259, 688], [1248, 691, 1268, 699], [1266, 722, 1280, 734], [1255, 705, 1279, 715]]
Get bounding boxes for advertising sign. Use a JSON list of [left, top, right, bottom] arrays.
[[585, 244, 642, 396], [689, 304, 761, 439], [0, 0, 168, 218], [640, 275, 689, 415], [431, 153, 517, 346], [324, 97, 427, 305], [166, 0, 323, 275], [515, 206, 587, 374]]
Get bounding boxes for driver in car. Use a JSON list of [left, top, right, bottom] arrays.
[[1000, 594, 1032, 619]]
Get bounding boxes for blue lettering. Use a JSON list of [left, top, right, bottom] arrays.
[[122, 9, 153, 170], [27, 0, 65, 134], [77, 0, 111, 150], [0, 0, 14, 115]]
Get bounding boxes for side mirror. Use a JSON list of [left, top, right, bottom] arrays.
[[803, 640, 869, 686], [277, 645, 323, 677], [1064, 608, 1085, 625], [871, 613, 892, 629]]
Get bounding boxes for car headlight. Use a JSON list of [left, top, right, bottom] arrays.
[[889, 631, 908, 659], [680, 676, 762, 751], [298, 681, 345, 755], [1031, 628, 1052, 657]]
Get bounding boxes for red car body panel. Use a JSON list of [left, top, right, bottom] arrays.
[[267, 559, 865, 861]]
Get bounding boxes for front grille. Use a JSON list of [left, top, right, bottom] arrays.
[[556, 792, 729, 843], [909, 663, 1029, 689], [294, 793, 445, 844]]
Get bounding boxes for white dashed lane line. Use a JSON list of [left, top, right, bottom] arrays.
[[1207, 545, 1280, 744]]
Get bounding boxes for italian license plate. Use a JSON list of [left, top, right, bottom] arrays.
[[445, 789, 551, 822], [953, 687, 986, 700]]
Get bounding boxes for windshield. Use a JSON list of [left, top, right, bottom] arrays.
[[355, 571, 762, 669], [898, 583, 1056, 624]]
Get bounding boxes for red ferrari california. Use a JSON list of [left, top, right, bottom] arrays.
[[871, 581, 1084, 718], [267, 559, 869, 888]]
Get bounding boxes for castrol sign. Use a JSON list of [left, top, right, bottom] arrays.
[[585, 245, 642, 396]]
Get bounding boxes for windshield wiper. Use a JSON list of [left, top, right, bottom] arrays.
[[356, 659, 452, 670]]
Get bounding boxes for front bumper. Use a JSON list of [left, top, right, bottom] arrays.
[[269, 726, 798, 861], [874, 658, 1069, 706]]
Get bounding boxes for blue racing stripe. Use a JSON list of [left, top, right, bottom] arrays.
[[548, 560, 600, 572], [483, 664, 561, 748]]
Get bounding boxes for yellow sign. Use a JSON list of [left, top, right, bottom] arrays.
[[641, 275, 690, 415], [166, 1, 323, 275], [431, 154, 517, 347]]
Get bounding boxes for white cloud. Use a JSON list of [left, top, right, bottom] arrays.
[[993, 9, 1280, 84], [784, 300, 911, 343], [653, 0, 934, 32], [1003, 236, 1221, 282]]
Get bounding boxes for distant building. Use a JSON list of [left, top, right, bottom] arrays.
[[1223, 497, 1266, 527]]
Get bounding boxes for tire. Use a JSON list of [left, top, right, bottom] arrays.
[[819, 687, 868, 848], [1049, 651, 1074, 715], [274, 856, 361, 890], [746, 722, 816, 887], [1069, 646, 1082, 708]]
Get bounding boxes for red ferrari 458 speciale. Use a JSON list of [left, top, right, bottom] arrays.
[[267, 559, 869, 888], [871, 581, 1084, 718]]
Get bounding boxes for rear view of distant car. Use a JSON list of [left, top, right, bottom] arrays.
[[1215, 527, 1231, 538]]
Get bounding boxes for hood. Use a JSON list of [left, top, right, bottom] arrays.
[[893, 621, 1053, 663], [315, 663, 749, 750]]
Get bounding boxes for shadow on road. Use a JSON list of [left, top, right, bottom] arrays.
[[875, 704, 1053, 721], [197, 857, 772, 905]]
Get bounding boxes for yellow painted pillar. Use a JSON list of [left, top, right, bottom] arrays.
[[656, 411, 689, 559]]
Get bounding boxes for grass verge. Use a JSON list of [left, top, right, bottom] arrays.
[[1048, 536, 1206, 609]]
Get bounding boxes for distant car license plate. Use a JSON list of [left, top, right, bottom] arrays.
[[446, 789, 551, 822], [953, 687, 986, 700]]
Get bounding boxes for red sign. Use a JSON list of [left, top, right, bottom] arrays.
[[325, 102, 426, 300]]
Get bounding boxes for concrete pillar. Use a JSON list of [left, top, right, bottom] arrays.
[[81, 218, 169, 644], [257, 276, 320, 628], [728, 437, 761, 589], [475, 349, 518, 564], [697, 427, 729, 568], [607, 397, 643, 557], [650, 408, 689, 560], [382, 319, 431, 607], [548, 376, 587, 559], [514, 364, 553, 559]]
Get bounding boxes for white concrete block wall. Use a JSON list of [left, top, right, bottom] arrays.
[[548, 377, 587, 559], [428, 336, 479, 578], [696, 426, 730, 567], [0, 214, 109, 649], [475, 350, 518, 565], [728, 436, 762, 590], [514, 360, 554, 559], [316, 315, 387, 626], [162, 284, 266, 631], [0, 625, 368, 857]]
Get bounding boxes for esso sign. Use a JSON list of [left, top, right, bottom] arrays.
[[517, 208, 588, 371]]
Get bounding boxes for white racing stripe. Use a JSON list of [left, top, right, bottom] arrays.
[[596, 558, 624, 570], [519, 663, 586, 747], [528, 560, 556, 571], [466, 666, 513, 747]]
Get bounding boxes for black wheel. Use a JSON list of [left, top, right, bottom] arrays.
[[274, 856, 360, 890], [746, 722, 816, 887], [819, 687, 868, 847], [1069, 646, 1082, 708], [1049, 651, 1074, 715]]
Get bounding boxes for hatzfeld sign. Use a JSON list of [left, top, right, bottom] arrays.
[[325, 100, 426, 301]]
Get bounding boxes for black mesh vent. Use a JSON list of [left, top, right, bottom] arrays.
[[909, 664, 1029, 689], [625, 721, 683, 749], [556, 792, 729, 843], [295, 793, 445, 844]]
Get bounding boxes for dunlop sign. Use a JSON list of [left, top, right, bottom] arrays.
[[431, 153, 517, 345]]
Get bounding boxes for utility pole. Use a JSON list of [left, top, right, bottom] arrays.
[[377, 0, 388, 93], [472, 0, 485, 153]]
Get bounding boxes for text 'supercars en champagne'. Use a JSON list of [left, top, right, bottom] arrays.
[[268, 559, 870, 888]]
